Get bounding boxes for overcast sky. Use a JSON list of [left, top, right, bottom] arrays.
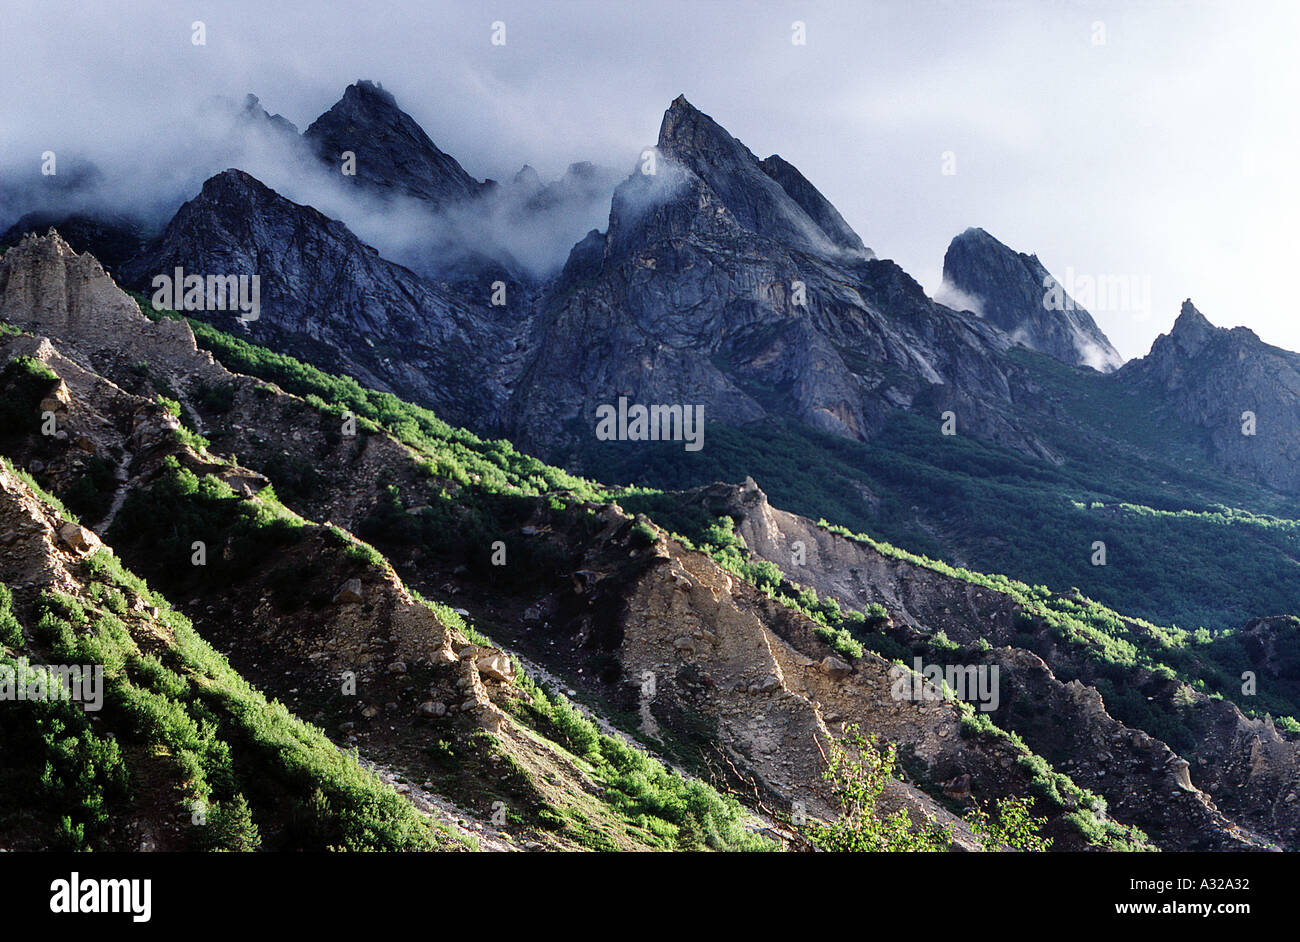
[[2, 0, 1296, 360]]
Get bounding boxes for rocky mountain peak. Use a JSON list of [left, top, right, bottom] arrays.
[[564, 160, 598, 180], [1120, 300, 1300, 493], [198, 167, 271, 202], [512, 164, 542, 189], [238, 93, 300, 136], [647, 96, 861, 258], [118, 168, 516, 428], [303, 80, 484, 207], [343, 78, 398, 107], [658, 95, 736, 159], [942, 227, 1123, 372], [1167, 298, 1216, 354]]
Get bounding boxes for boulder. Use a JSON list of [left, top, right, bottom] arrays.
[[57, 522, 99, 555], [819, 656, 852, 680], [941, 773, 972, 801], [476, 653, 514, 683], [333, 578, 363, 604]]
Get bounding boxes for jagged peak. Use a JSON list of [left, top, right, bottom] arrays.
[[175, 169, 355, 247], [657, 95, 746, 160], [1172, 299, 1214, 333], [303, 79, 483, 206], [163, 170, 343, 245], [237, 93, 299, 135], [209, 166, 260, 185], [197, 168, 274, 199], [513, 164, 542, 187], [5, 227, 80, 258], [308, 80, 417, 133], [759, 153, 870, 255], [942, 226, 1123, 372], [1165, 299, 1216, 352], [646, 96, 865, 259], [343, 79, 397, 108], [949, 226, 1003, 250], [668, 93, 695, 114]]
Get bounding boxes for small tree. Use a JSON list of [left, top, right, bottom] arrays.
[[201, 794, 262, 852], [803, 724, 951, 851], [804, 725, 1051, 852]]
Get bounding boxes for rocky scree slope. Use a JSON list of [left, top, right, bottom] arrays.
[[672, 479, 1298, 849], [0, 458, 462, 851]]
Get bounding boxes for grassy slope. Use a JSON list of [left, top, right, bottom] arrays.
[[0, 461, 450, 852], [2, 303, 774, 851]]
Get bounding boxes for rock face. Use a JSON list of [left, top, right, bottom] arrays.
[[503, 96, 1026, 462], [303, 80, 486, 208], [653, 96, 866, 259], [942, 227, 1123, 372], [758, 154, 873, 257], [236, 92, 300, 138], [18, 82, 1300, 509], [119, 170, 514, 430], [0, 231, 189, 351], [1119, 300, 1300, 494]]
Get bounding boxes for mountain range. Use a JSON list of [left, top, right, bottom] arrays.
[[2, 80, 1299, 853]]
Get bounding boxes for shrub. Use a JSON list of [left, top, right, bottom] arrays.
[[803, 724, 952, 852]]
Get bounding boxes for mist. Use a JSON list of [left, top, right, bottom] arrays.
[[0, 87, 627, 282]]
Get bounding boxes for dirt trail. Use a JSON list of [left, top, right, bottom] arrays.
[[93, 448, 134, 534]]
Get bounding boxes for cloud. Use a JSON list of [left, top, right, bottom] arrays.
[[933, 281, 984, 318], [1, 88, 626, 281]]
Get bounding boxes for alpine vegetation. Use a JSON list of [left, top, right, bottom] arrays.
[[0, 659, 104, 712]]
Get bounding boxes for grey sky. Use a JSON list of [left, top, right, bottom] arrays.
[[3, 0, 1296, 360]]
